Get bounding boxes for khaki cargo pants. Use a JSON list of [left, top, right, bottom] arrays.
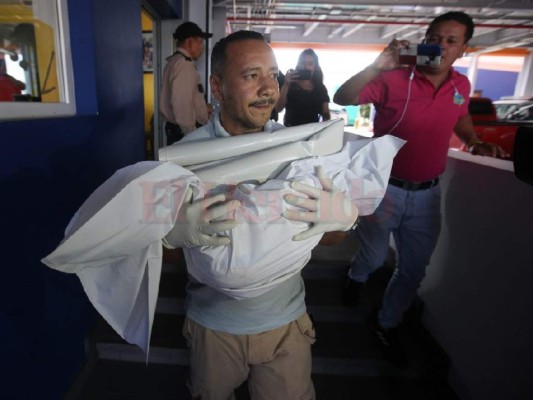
[[182, 313, 316, 400]]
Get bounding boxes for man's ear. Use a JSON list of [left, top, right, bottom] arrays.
[[210, 75, 223, 102], [184, 36, 194, 49], [460, 43, 468, 58]]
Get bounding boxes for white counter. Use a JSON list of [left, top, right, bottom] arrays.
[[419, 149, 533, 400]]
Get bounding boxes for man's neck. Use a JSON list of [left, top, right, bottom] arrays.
[[418, 66, 452, 89], [176, 46, 194, 61], [219, 112, 264, 136]]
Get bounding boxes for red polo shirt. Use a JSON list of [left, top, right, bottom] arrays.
[[359, 67, 470, 182], [0, 74, 24, 102]]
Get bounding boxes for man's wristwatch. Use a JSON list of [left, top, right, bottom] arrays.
[[467, 139, 484, 153], [349, 217, 360, 231]]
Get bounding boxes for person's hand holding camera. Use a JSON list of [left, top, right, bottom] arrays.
[[370, 39, 411, 72], [284, 69, 296, 86], [284, 68, 311, 84]]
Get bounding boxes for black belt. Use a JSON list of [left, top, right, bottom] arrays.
[[389, 176, 439, 191]]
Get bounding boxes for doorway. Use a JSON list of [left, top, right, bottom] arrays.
[[141, 6, 158, 160]]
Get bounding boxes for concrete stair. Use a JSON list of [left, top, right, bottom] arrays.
[[66, 239, 458, 400]]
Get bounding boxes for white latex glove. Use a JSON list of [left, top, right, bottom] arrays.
[[282, 166, 359, 241], [164, 188, 241, 248]]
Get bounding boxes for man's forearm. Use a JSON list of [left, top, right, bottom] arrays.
[[453, 114, 478, 146], [275, 83, 290, 112], [333, 65, 381, 106]]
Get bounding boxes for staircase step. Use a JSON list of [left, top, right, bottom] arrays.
[[155, 298, 368, 323], [310, 235, 359, 263], [92, 313, 187, 348], [92, 310, 447, 379], [302, 261, 348, 279], [69, 358, 458, 400], [74, 245, 456, 399], [69, 359, 191, 400], [311, 373, 459, 400], [94, 341, 419, 379], [158, 269, 188, 298], [92, 309, 369, 349], [304, 263, 394, 309], [96, 343, 190, 365], [312, 357, 418, 378], [156, 296, 185, 314]]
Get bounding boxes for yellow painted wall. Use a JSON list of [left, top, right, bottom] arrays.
[[141, 11, 152, 31], [143, 72, 154, 130], [142, 9, 154, 134]]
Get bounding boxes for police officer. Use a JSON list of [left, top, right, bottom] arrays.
[[160, 22, 212, 144]]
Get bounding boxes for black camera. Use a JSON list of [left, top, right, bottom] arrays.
[[293, 69, 312, 80]]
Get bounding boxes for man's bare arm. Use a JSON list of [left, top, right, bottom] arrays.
[[333, 39, 410, 106]]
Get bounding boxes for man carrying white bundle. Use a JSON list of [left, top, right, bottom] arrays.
[[162, 30, 360, 400], [43, 30, 402, 400]]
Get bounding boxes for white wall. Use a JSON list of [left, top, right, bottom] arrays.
[[161, 1, 227, 103], [515, 53, 533, 97], [420, 151, 533, 400], [186, 0, 209, 88], [160, 0, 211, 93]]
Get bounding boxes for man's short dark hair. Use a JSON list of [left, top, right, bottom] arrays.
[[211, 30, 266, 76], [426, 11, 475, 43], [173, 21, 212, 42], [297, 48, 324, 83]]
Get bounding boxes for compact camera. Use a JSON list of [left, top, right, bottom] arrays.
[[398, 44, 441, 66], [293, 69, 312, 80]]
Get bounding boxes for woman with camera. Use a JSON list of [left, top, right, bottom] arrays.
[[275, 48, 331, 127]]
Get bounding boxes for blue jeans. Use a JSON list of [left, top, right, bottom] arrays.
[[348, 183, 442, 329]]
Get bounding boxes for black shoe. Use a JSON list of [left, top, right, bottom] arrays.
[[368, 312, 408, 369], [341, 278, 364, 306]]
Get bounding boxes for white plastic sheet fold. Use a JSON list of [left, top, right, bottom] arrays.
[[42, 119, 404, 356], [42, 162, 200, 355], [183, 134, 405, 299], [160, 118, 343, 169]]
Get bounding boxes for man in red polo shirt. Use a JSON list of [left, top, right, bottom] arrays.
[[0, 68, 25, 102], [334, 11, 507, 368]]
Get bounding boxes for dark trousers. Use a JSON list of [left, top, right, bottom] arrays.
[[165, 122, 184, 145]]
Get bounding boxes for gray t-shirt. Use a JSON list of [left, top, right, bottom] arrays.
[[181, 112, 307, 334], [186, 274, 306, 334]]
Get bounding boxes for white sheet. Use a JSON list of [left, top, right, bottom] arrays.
[[183, 134, 405, 299], [42, 162, 200, 356], [42, 120, 404, 356]]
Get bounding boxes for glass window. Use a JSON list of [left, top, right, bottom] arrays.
[[0, 0, 75, 119]]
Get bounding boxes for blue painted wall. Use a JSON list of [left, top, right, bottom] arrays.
[[455, 66, 518, 101], [0, 0, 153, 397], [476, 69, 518, 100]]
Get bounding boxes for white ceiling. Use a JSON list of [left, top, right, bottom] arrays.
[[214, 0, 533, 55]]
